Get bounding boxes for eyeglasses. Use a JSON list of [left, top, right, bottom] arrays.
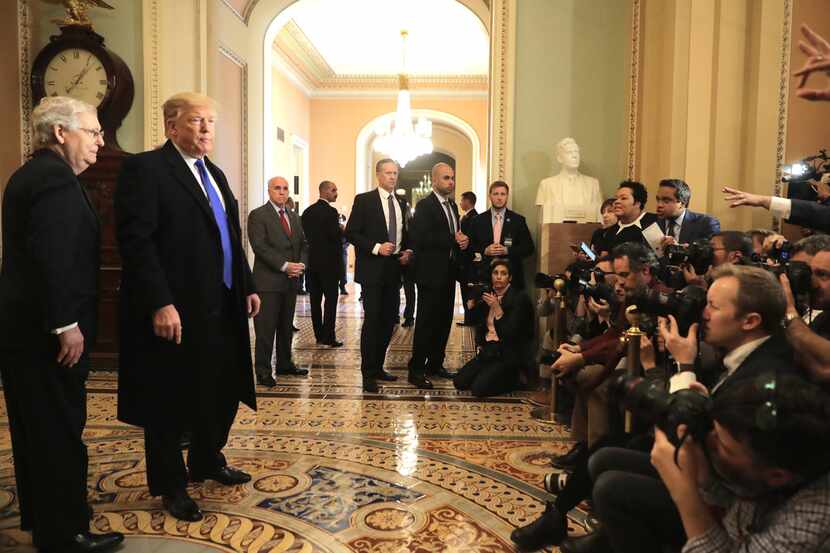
[[78, 127, 105, 140]]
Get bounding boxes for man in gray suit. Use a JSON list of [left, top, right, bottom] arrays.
[[248, 176, 308, 387]]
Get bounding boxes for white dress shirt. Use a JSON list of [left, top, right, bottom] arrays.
[[665, 209, 687, 240], [269, 201, 293, 273], [373, 187, 403, 255], [433, 190, 458, 233], [769, 196, 793, 220], [172, 141, 226, 210]]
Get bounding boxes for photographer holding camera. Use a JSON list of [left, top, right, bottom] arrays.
[[652, 373, 830, 553], [574, 265, 799, 553], [453, 259, 533, 397], [780, 237, 830, 384]]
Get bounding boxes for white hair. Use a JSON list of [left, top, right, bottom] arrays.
[[31, 96, 96, 148]]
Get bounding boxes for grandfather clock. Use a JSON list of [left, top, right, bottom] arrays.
[[31, 24, 135, 368]]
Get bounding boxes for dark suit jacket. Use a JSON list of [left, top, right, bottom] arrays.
[[459, 208, 478, 233], [606, 212, 660, 250], [659, 209, 720, 244], [115, 140, 256, 428], [787, 198, 830, 233], [468, 208, 535, 288], [0, 149, 100, 348], [345, 188, 409, 285], [249, 202, 307, 292], [469, 285, 534, 368], [708, 332, 797, 396], [410, 192, 465, 287], [301, 199, 343, 278]]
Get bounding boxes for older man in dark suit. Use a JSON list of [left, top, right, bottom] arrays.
[[407, 162, 470, 389], [301, 180, 344, 347], [116, 92, 260, 523], [346, 158, 412, 393], [0, 97, 123, 552], [249, 176, 308, 384]]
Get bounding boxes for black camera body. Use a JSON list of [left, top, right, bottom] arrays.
[[629, 285, 707, 336], [767, 241, 794, 264], [467, 281, 494, 299], [610, 374, 713, 447], [757, 260, 812, 299], [664, 239, 715, 276], [782, 149, 829, 184]]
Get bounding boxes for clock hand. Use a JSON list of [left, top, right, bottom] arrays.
[[66, 55, 94, 95]]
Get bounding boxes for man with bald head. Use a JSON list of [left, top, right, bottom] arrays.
[[407, 162, 470, 389], [116, 92, 261, 522], [249, 176, 308, 386]]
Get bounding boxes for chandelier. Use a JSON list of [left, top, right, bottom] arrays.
[[373, 30, 433, 167]]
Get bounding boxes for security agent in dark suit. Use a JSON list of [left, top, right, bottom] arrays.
[[468, 181, 535, 288], [401, 197, 416, 327], [301, 180, 343, 347], [0, 97, 123, 552], [606, 180, 659, 250], [116, 93, 261, 523], [407, 163, 471, 389], [457, 191, 479, 326], [249, 176, 309, 385], [655, 179, 720, 248], [345, 158, 413, 393]]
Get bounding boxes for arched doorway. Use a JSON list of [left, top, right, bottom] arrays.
[[245, 0, 514, 221]]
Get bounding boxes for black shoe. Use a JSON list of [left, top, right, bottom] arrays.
[[324, 340, 344, 348], [362, 379, 379, 393], [559, 529, 611, 553], [408, 374, 434, 389], [455, 321, 474, 326], [256, 374, 277, 387], [191, 465, 252, 485], [297, 289, 308, 296], [340, 287, 348, 295], [45, 531, 125, 553], [162, 490, 203, 522], [275, 365, 308, 376], [544, 471, 570, 494], [510, 501, 567, 551], [377, 370, 398, 381], [427, 366, 456, 379], [179, 431, 192, 450], [292, 325, 300, 332], [402, 318, 414, 327], [551, 441, 587, 470]]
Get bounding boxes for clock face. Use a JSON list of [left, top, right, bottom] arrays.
[[43, 48, 109, 108]]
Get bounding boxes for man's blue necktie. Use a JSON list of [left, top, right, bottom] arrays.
[[195, 159, 233, 289]]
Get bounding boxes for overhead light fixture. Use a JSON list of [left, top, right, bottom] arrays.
[[373, 30, 433, 167]]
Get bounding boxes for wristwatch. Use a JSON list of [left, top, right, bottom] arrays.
[[783, 312, 800, 329]]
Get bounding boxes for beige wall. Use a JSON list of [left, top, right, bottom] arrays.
[[270, 64, 311, 204], [0, 1, 22, 188], [637, 0, 787, 232], [308, 96, 487, 212]]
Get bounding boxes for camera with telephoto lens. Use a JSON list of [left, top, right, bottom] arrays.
[[782, 149, 829, 183], [610, 373, 714, 451], [664, 239, 715, 275], [756, 260, 813, 300], [629, 285, 707, 336]]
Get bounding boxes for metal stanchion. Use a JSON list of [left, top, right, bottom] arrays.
[[622, 305, 644, 433], [531, 278, 566, 423]]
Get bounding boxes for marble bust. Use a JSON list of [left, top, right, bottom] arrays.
[[535, 138, 602, 224]]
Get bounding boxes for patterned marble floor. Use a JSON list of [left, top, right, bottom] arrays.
[[0, 283, 583, 552]]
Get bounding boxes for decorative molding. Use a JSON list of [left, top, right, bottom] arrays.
[[218, 43, 250, 250], [772, 0, 793, 233], [625, 0, 641, 180], [218, 0, 246, 23], [488, 0, 514, 183], [273, 20, 488, 94], [142, 0, 162, 148], [18, 0, 32, 158]]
